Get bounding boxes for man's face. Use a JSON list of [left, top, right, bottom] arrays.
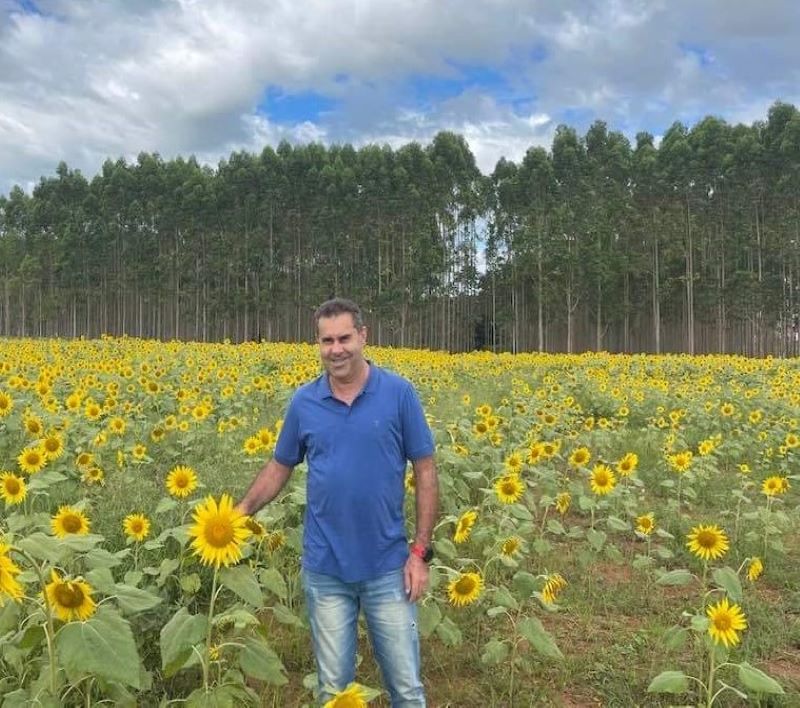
[[317, 313, 367, 384]]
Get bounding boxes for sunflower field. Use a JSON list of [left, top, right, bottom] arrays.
[[1, 337, 799, 706]]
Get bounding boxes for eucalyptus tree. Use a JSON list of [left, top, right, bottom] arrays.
[[631, 132, 664, 352], [0, 187, 32, 335], [425, 131, 483, 351], [657, 122, 697, 353], [762, 102, 800, 355], [551, 125, 588, 353], [584, 121, 632, 351]]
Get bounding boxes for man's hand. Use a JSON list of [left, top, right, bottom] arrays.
[[403, 554, 429, 603]]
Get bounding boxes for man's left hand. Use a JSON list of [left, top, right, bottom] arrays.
[[404, 554, 429, 603]]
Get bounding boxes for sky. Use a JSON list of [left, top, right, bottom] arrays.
[[2, 0, 800, 195]]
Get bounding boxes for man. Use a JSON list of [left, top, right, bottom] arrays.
[[237, 298, 438, 707]]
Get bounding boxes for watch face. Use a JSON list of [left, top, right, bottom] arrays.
[[423, 547, 434, 563]]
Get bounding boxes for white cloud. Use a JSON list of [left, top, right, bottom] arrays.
[[1, 0, 800, 193]]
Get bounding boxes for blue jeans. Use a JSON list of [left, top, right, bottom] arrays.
[[302, 567, 426, 707]]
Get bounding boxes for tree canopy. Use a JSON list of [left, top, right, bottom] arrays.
[[2, 102, 800, 355]]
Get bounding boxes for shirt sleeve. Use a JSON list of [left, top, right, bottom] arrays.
[[273, 393, 306, 467], [401, 382, 435, 461]]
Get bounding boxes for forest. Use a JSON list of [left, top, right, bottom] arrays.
[[1, 101, 800, 355]]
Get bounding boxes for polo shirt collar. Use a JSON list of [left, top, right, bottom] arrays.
[[317, 360, 378, 400]]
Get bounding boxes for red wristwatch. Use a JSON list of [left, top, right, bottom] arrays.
[[410, 543, 433, 563]]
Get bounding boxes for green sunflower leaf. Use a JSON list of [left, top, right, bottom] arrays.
[[239, 635, 288, 685], [16, 533, 62, 563], [259, 567, 288, 600], [160, 607, 207, 676], [656, 569, 694, 586], [711, 567, 743, 603], [647, 670, 689, 693], [481, 638, 509, 665], [56, 607, 141, 688], [219, 564, 263, 607], [737, 662, 784, 694], [113, 583, 163, 614], [436, 617, 462, 646], [518, 617, 563, 660], [417, 601, 442, 637]]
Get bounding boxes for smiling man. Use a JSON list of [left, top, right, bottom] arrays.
[[237, 297, 439, 707]]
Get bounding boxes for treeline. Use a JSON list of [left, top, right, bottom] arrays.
[[2, 102, 800, 355]]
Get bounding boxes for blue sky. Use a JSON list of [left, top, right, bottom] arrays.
[[2, 0, 800, 193]]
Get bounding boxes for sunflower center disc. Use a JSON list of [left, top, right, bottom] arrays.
[[55, 583, 84, 608], [207, 519, 233, 546], [63, 515, 83, 533]]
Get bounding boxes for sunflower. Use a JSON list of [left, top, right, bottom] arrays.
[[541, 440, 560, 458], [0, 391, 13, 417], [84, 401, 102, 421], [44, 569, 96, 622], [494, 474, 524, 504], [568, 446, 591, 468], [0, 544, 24, 606], [257, 428, 275, 448], [404, 470, 415, 493], [188, 494, 251, 567], [41, 432, 64, 460], [245, 517, 266, 540], [75, 451, 94, 468], [590, 464, 616, 496], [667, 450, 693, 473], [1, 472, 27, 505], [447, 571, 483, 607], [132, 443, 148, 460], [123, 513, 151, 542], [500, 536, 522, 558], [720, 402, 735, 417], [762, 475, 790, 497], [555, 491, 571, 515], [706, 597, 747, 648], [17, 446, 47, 474], [786, 432, 799, 449], [527, 443, 544, 464], [453, 510, 477, 544], [166, 465, 198, 498], [616, 452, 638, 477], [472, 421, 488, 437], [243, 436, 262, 455], [323, 683, 369, 708], [747, 557, 763, 582], [475, 404, 492, 417], [541, 573, 567, 604], [24, 414, 44, 437], [108, 417, 126, 435], [266, 530, 286, 552], [635, 513, 655, 535], [51, 506, 91, 538], [686, 524, 729, 562], [82, 466, 105, 485], [504, 452, 523, 474]]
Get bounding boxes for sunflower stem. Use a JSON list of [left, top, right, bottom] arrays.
[[14, 548, 59, 696], [762, 497, 772, 559], [705, 646, 716, 708], [203, 566, 220, 693]]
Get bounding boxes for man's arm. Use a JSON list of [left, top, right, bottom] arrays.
[[404, 455, 439, 602], [411, 455, 438, 547], [236, 458, 294, 516]]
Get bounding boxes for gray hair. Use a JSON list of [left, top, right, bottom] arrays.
[[314, 298, 364, 331]]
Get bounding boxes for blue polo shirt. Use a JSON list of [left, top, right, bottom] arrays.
[[273, 364, 434, 582]]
